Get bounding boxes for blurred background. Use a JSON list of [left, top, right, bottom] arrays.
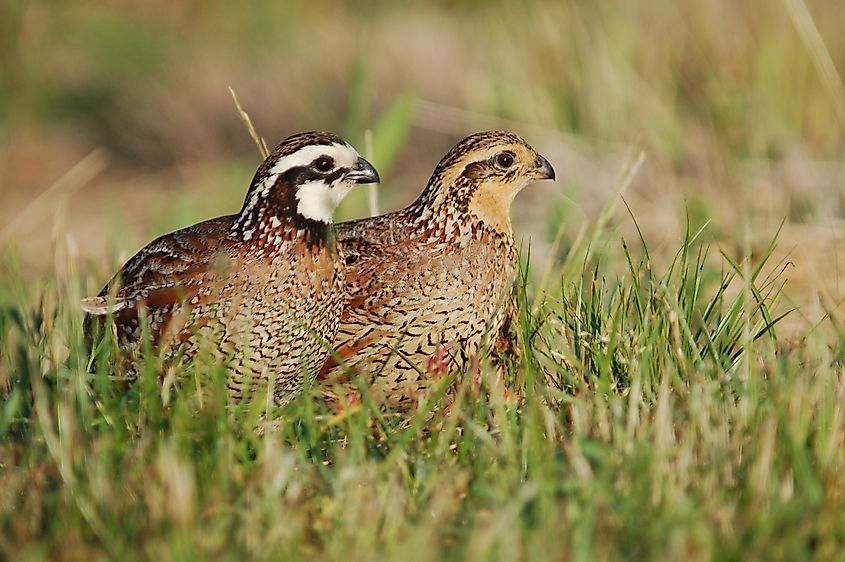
[[1, 0, 844, 331]]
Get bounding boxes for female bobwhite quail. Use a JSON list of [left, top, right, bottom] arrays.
[[319, 130, 555, 408], [83, 131, 379, 406]]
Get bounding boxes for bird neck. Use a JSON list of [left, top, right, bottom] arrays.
[[231, 205, 335, 253], [406, 180, 515, 239], [406, 177, 461, 225]]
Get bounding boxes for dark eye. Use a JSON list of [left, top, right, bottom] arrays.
[[496, 152, 515, 168], [314, 156, 334, 172]]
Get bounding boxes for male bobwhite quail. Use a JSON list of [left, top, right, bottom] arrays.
[[83, 131, 379, 406], [319, 130, 555, 408]]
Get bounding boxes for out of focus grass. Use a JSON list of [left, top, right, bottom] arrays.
[[2, 0, 845, 560], [3, 0, 844, 299], [5, 1, 844, 157]]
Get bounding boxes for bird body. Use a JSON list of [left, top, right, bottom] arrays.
[[84, 131, 379, 405], [320, 131, 555, 408]]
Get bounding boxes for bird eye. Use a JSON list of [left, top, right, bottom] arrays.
[[314, 157, 334, 172], [495, 152, 515, 169]]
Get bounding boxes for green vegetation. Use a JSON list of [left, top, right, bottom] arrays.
[[3, 0, 845, 560], [3, 213, 842, 560]]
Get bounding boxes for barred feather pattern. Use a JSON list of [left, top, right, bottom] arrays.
[[322, 208, 517, 408], [87, 215, 344, 405], [85, 131, 363, 406], [319, 131, 553, 409]]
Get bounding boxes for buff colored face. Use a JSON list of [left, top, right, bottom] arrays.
[[457, 141, 556, 233]]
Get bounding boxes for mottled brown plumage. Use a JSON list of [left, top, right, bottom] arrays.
[[84, 131, 379, 405], [319, 131, 555, 408]]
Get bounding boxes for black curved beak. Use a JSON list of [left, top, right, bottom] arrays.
[[531, 154, 556, 181], [346, 156, 380, 184]]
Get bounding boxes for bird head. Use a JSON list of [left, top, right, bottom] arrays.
[[236, 131, 379, 237], [417, 131, 555, 234]]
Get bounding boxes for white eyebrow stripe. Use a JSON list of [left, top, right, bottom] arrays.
[[268, 143, 359, 176]]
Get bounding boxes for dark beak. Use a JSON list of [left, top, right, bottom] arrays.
[[345, 156, 380, 184], [531, 154, 556, 181]]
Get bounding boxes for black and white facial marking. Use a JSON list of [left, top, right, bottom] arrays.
[[290, 144, 370, 223], [234, 134, 378, 240]]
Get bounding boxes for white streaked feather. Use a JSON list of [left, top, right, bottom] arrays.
[[81, 296, 129, 315]]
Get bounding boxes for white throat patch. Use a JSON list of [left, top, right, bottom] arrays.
[[295, 180, 354, 223]]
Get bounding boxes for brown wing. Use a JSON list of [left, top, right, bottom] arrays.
[[320, 209, 514, 381], [83, 215, 239, 343], [319, 211, 416, 377]]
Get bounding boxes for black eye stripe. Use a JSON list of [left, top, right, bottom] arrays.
[[325, 168, 345, 184], [279, 166, 328, 185], [277, 165, 347, 186]]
